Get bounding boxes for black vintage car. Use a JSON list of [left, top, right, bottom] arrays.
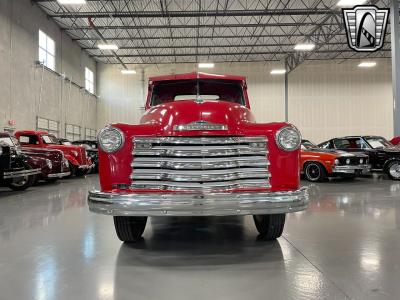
[[319, 136, 400, 180], [71, 140, 98, 173], [0, 136, 41, 191]]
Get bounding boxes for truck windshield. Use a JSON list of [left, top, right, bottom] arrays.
[[42, 135, 59, 144], [151, 79, 245, 106]]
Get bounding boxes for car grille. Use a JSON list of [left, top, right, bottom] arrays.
[[130, 136, 270, 192]]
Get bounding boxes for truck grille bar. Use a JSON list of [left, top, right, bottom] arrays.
[[131, 136, 270, 192]]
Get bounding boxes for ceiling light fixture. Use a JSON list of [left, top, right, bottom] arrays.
[[358, 61, 377, 68], [198, 63, 215, 69], [270, 69, 287, 75], [121, 69, 137, 75], [294, 43, 315, 51], [336, 0, 367, 7], [97, 44, 119, 50], [57, 0, 87, 4]]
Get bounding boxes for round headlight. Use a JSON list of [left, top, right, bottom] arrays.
[[360, 158, 363, 164], [46, 159, 52, 169], [334, 159, 339, 165], [346, 158, 350, 165], [98, 126, 125, 153], [275, 126, 301, 151], [0, 147, 2, 155]]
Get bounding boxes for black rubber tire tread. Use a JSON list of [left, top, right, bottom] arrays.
[[253, 214, 286, 240], [8, 166, 36, 191], [386, 160, 400, 180], [113, 216, 147, 242], [304, 161, 327, 182]]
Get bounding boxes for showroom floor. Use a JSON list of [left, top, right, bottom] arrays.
[[0, 176, 399, 300]]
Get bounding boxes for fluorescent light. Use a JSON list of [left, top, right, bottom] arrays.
[[57, 0, 86, 4], [270, 69, 286, 75], [294, 43, 315, 51], [121, 69, 137, 75], [198, 63, 215, 69], [358, 61, 376, 68], [97, 44, 118, 50], [337, 0, 367, 7]]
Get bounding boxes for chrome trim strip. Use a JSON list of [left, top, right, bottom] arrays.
[[130, 178, 270, 192], [87, 187, 309, 216], [133, 147, 267, 157], [47, 171, 71, 178], [131, 167, 270, 181], [134, 136, 267, 144], [332, 164, 371, 174], [132, 156, 269, 169], [3, 168, 41, 179], [174, 122, 228, 131]]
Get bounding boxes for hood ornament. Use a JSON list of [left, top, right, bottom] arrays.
[[174, 120, 228, 131]]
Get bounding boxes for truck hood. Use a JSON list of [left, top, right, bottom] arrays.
[[140, 100, 256, 135]]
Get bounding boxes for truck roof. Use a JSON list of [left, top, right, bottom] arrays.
[[148, 72, 246, 83], [15, 130, 49, 135]]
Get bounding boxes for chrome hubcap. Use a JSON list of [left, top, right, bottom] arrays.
[[389, 162, 400, 178], [306, 164, 320, 180]]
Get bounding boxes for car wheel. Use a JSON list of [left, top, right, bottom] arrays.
[[8, 168, 35, 191], [113, 216, 147, 242], [304, 162, 327, 182], [67, 162, 76, 178], [253, 214, 286, 240], [386, 160, 400, 180], [75, 168, 88, 177]]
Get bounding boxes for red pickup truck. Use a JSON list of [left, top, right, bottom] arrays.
[[88, 72, 309, 242], [15, 130, 92, 177]]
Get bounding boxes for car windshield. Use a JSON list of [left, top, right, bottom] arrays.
[[364, 137, 392, 149], [301, 140, 318, 149], [334, 138, 369, 149], [151, 79, 245, 106], [42, 135, 59, 144], [0, 137, 15, 147]]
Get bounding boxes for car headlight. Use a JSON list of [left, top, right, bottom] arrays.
[[46, 159, 52, 169], [334, 159, 339, 165], [346, 158, 350, 165], [360, 158, 363, 164], [98, 126, 125, 153], [0, 147, 3, 155], [275, 126, 301, 151]]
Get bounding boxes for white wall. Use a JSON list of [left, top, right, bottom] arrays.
[[0, 0, 97, 137], [97, 59, 393, 143]]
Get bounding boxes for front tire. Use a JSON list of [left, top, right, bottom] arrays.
[[253, 214, 286, 240], [114, 216, 147, 242], [386, 160, 400, 180], [304, 162, 327, 182], [8, 168, 35, 191]]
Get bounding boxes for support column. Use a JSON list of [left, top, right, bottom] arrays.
[[391, 0, 400, 136], [284, 72, 289, 122]]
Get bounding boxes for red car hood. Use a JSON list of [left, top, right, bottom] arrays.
[[139, 100, 256, 136]]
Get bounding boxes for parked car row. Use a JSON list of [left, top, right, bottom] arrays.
[[0, 131, 99, 192], [301, 135, 400, 182]]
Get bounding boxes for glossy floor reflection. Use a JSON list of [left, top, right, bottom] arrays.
[[0, 175, 399, 299]]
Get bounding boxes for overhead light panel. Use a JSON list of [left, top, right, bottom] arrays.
[[121, 69, 137, 75], [358, 61, 376, 68], [198, 63, 215, 69], [294, 43, 315, 51], [57, 0, 86, 4], [97, 44, 119, 50], [270, 69, 287, 75], [337, 0, 367, 7]]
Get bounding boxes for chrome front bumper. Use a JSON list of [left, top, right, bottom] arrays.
[[332, 164, 371, 174], [47, 171, 71, 178], [87, 188, 309, 216], [2, 168, 41, 179]]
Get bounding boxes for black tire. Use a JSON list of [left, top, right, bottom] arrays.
[[45, 178, 58, 183], [253, 214, 286, 240], [67, 162, 76, 178], [304, 162, 327, 182], [75, 168, 88, 177], [386, 160, 400, 180], [8, 167, 35, 191], [113, 216, 147, 242]]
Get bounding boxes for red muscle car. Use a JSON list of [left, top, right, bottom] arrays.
[[14, 130, 91, 177], [88, 72, 309, 242]]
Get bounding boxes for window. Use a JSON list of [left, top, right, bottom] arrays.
[[38, 30, 55, 70], [66, 123, 81, 141], [85, 128, 97, 140], [85, 68, 94, 93], [37, 117, 59, 137]]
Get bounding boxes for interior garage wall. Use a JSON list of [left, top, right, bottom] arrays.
[[97, 59, 393, 143], [0, 0, 97, 137], [289, 59, 393, 143]]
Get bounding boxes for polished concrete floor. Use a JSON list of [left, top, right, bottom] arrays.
[[0, 175, 399, 300]]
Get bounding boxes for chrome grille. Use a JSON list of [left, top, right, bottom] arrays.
[[131, 136, 270, 192]]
